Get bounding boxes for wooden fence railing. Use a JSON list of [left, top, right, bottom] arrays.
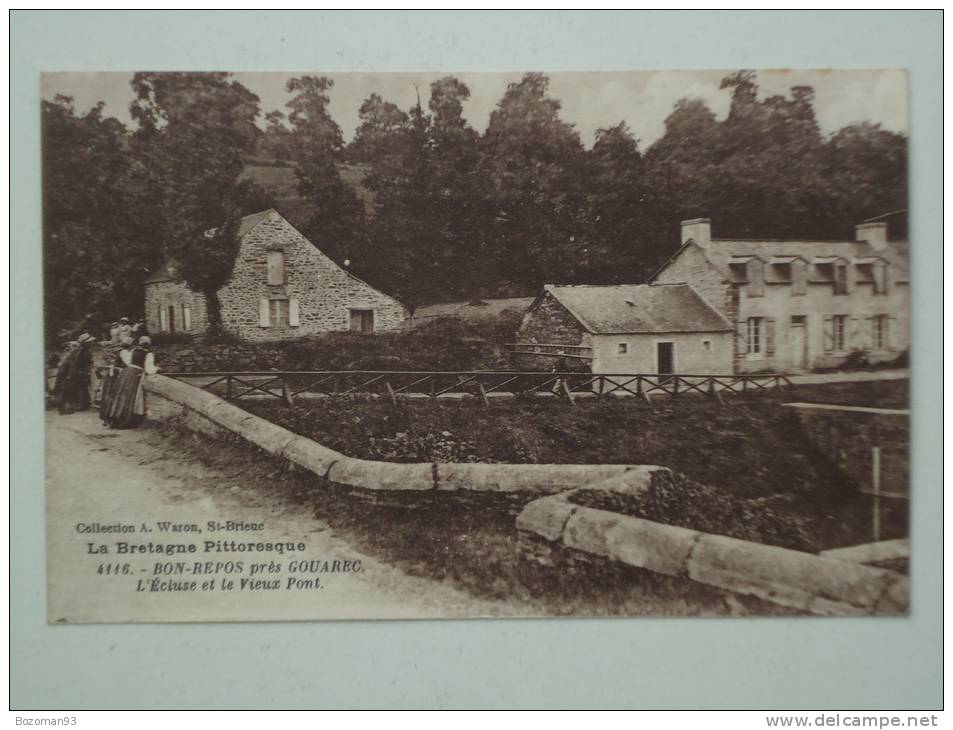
[[163, 370, 794, 407]]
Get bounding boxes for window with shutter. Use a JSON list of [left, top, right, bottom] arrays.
[[746, 317, 763, 354], [765, 317, 776, 355], [735, 321, 748, 356], [791, 261, 807, 296], [823, 317, 834, 352], [832, 315, 847, 350], [269, 299, 289, 326], [871, 315, 887, 350], [747, 260, 765, 297], [349, 309, 374, 332], [267, 251, 285, 285], [873, 263, 888, 295], [289, 298, 300, 327], [259, 298, 270, 327], [183, 304, 192, 332], [834, 263, 849, 295], [159, 306, 168, 332]]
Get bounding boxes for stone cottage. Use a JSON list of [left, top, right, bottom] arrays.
[[650, 218, 910, 373], [515, 283, 734, 374], [144, 209, 407, 341]]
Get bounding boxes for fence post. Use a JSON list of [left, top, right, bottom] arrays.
[[872, 446, 881, 542], [560, 378, 576, 406], [282, 376, 294, 407], [385, 380, 398, 406], [477, 382, 490, 407], [225, 375, 233, 400]]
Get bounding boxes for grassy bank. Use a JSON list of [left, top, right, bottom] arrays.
[[240, 379, 909, 551], [138, 421, 791, 616]]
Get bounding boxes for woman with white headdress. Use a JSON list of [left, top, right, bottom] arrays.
[[106, 336, 158, 428]]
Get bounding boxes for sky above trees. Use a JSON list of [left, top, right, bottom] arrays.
[[42, 69, 907, 149]]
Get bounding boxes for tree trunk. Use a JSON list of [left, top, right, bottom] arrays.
[[205, 289, 224, 334]]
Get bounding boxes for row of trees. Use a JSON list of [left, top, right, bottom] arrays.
[[43, 71, 907, 338]]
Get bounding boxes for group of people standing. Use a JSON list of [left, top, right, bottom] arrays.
[[49, 316, 158, 429]]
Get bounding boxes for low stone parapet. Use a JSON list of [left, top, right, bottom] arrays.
[[142, 374, 657, 494], [516, 491, 909, 616]]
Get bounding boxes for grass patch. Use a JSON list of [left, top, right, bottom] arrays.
[[139, 421, 792, 616], [240, 379, 909, 551]]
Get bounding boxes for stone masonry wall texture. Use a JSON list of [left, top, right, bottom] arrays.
[[784, 403, 909, 497], [514, 292, 591, 370], [147, 210, 407, 342], [144, 280, 209, 336]]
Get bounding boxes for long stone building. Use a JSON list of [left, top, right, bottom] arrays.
[[516, 216, 909, 375], [515, 283, 735, 374], [144, 209, 407, 341], [650, 218, 909, 373]]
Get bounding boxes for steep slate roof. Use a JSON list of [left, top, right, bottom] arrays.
[[145, 209, 276, 285], [705, 238, 909, 281], [544, 283, 732, 335], [653, 235, 909, 284]]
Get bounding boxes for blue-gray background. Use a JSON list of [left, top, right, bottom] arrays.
[[11, 10, 942, 710]]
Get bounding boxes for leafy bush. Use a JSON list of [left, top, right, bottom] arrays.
[[158, 315, 517, 372], [571, 471, 815, 552], [149, 332, 195, 346]]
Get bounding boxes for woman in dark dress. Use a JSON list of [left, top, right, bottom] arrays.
[[58, 334, 94, 414], [107, 337, 157, 428], [99, 342, 130, 426]]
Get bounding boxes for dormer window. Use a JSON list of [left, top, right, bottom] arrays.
[[769, 261, 792, 283], [855, 257, 888, 295], [267, 250, 286, 285], [834, 262, 849, 295], [728, 262, 748, 283]]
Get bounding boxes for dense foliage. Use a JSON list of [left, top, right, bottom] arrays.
[[43, 70, 906, 340]]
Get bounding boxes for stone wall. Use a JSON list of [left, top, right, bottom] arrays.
[[514, 292, 592, 370], [652, 244, 735, 325], [144, 280, 209, 336], [142, 374, 652, 493], [784, 402, 909, 497], [516, 492, 908, 615], [216, 211, 407, 341]]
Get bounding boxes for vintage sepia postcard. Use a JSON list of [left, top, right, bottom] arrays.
[[42, 69, 910, 623]]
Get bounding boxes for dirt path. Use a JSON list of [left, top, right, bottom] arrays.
[[46, 410, 533, 623]]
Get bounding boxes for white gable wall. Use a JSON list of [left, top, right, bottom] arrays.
[[591, 332, 733, 375]]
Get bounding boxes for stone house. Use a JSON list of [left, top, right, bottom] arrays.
[[144, 209, 407, 341], [650, 218, 910, 373], [515, 283, 734, 374]]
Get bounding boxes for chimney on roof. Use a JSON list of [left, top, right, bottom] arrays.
[[681, 218, 711, 249], [855, 221, 888, 251]]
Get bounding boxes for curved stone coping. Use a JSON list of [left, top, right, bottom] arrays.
[[143, 374, 658, 494], [516, 491, 909, 616]]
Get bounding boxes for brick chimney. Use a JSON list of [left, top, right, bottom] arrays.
[[855, 221, 888, 251], [681, 218, 711, 248]]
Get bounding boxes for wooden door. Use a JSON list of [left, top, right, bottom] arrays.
[[656, 342, 674, 374]]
